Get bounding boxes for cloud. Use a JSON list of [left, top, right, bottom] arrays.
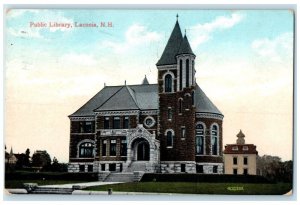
[[5, 9, 40, 19], [190, 13, 244, 48], [62, 53, 98, 66], [251, 32, 293, 62], [101, 24, 162, 54]]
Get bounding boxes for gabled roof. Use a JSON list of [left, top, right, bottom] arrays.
[[195, 84, 223, 115], [177, 35, 194, 56], [156, 20, 183, 66], [94, 86, 139, 111]]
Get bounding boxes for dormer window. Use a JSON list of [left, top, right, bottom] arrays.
[[232, 146, 238, 151], [242, 146, 249, 151]]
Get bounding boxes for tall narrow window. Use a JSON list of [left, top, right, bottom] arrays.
[[113, 117, 120, 129], [192, 60, 195, 85], [166, 131, 173, 147], [211, 125, 218, 155], [186, 59, 189, 87], [85, 121, 93, 133], [196, 123, 204, 155], [191, 91, 195, 106], [123, 116, 129, 129], [179, 99, 183, 114], [102, 140, 107, 156], [244, 157, 248, 165], [110, 140, 116, 156], [121, 138, 127, 156], [104, 117, 110, 129], [179, 60, 183, 90], [233, 157, 237, 165], [165, 74, 172, 92], [79, 142, 94, 158], [181, 127, 186, 138], [167, 108, 172, 120]]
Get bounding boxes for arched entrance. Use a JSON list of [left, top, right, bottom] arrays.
[[132, 138, 150, 161], [137, 140, 150, 161]]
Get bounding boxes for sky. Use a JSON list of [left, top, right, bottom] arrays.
[[4, 9, 294, 163]]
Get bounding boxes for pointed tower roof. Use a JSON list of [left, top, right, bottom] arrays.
[[142, 75, 149, 85], [177, 34, 194, 55], [156, 20, 183, 66]]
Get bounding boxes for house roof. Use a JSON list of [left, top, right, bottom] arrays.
[[156, 20, 183, 66], [69, 83, 222, 117], [142, 76, 149, 85], [224, 144, 258, 155]]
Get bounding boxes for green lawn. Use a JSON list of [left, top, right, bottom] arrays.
[[5, 180, 89, 189], [84, 182, 292, 195]]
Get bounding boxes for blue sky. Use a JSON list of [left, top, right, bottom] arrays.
[[5, 9, 294, 162]]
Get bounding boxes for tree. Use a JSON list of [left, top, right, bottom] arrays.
[[50, 157, 68, 172], [257, 155, 293, 183], [31, 150, 51, 170]]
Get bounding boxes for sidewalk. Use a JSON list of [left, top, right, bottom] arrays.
[[39, 181, 123, 189]]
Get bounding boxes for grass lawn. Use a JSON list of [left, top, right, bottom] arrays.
[[5, 180, 90, 189], [84, 182, 292, 195]]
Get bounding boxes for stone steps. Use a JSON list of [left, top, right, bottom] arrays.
[[126, 161, 146, 172], [30, 187, 74, 194], [104, 173, 135, 182]]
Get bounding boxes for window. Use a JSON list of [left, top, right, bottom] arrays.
[[79, 165, 85, 172], [242, 146, 249, 151], [196, 165, 204, 173], [181, 164, 186, 172], [84, 122, 93, 133], [123, 116, 129, 129], [233, 168, 238, 175], [102, 140, 107, 156], [192, 60, 195, 85], [191, 91, 195, 106], [186, 59, 189, 87], [121, 138, 127, 156], [181, 127, 186, 138], [104, 117, 110, 129], [196, 123, 205, 155], [113, 117, 120, 129], [213, 166, 218, 173], [110, 140, 116, 156], [166, 131, 173, 147], [244, 157, 248, 165], [167, 108, 172, 120], [88, 165, 93, 172], [243, 168, 248, 175], [109, 164, 116, 171], [179, 99, 183, 114], [232, 146, 238, 151], [165, 74, 172, 92], [180, 60, 183, 90], [211, 125, 218, 155], [233, 157, 237, 165], [101, 164, 106, 171], [144, 116, 155, 128], [79, 142, 94, 158]]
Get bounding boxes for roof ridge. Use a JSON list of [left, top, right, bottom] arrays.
[[93, 86, 124, 111]]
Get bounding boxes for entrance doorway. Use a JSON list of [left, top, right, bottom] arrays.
[[137, 141, 150, 161]]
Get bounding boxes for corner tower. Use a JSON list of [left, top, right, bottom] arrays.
[[157, 17, 196, 173]]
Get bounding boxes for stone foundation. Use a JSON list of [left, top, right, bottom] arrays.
[[67, 162, 94, 173], [196, 163, 223, 174], [160, 161, 196, 173]]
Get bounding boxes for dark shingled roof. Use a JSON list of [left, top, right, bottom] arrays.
[[142, 76, 149, 85], [224, 144, 258, 155], [177, 35, 194, 55], [69, 83, 222, 117], [156, 20, 183, 66], [194, 84, 223, 115]]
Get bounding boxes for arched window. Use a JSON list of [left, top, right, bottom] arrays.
[[79, 142, 94, 158], [179, 60, 183, 90], [166, 131, 173, 147], [186, 59, 189, 87], [165, 74, 172, 92], [179, 99, 183, 114], [196, 123, 205, 155], [211, 124, 219, 155]]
